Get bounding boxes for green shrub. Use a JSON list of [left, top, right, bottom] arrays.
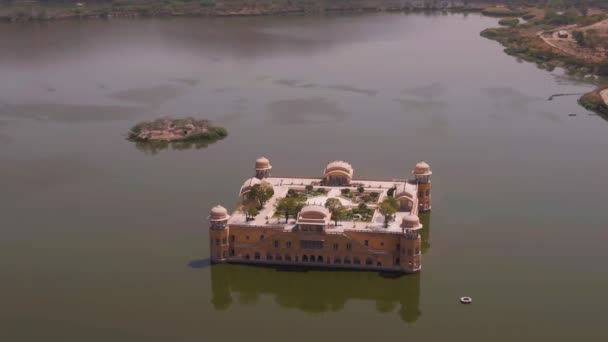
[[499, 18, 519, 27], [522, 13, 535, 20]]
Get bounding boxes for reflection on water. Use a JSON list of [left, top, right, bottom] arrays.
[[209, 214, 431, 323], [133, 138, 223, 155], [210, 264, 422, 323]]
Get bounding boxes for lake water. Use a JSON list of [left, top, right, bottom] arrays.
[[1, 12, 607, 342]]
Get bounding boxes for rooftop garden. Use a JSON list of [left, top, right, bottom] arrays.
[[339, 187, 380, 204], [286, 185, 328, 200]]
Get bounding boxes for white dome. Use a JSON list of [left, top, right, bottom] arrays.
[[255, 157, 272, 171], [401, 214, 420, 228], [414, 161, 431, 175], [209, 205, 229, 221], [324, 160, 354, 176]]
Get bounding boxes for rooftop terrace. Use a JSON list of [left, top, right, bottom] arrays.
[[228, 175, 420, 234]]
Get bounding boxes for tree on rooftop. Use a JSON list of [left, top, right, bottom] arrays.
[[242, 203, 259, 222], [357, 185, 365, 194], [305, 184, 313, 192], [378, 197, 398, 228], [275, 197, 304, 223], [247, 182, 274, 209], [287, 189, 298, 198], [324, 198, 347, 226]]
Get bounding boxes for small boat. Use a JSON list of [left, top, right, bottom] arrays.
[[460, 296, 472, 304]]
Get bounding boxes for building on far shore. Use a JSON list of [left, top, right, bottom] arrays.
[[208, 157, 432, 274]]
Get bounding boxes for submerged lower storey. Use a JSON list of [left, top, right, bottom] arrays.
[[210, 225, 421, 274]]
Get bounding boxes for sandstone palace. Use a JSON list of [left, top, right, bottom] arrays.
[[208, 158, 432, 273]]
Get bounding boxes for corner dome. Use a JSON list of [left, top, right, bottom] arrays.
[[255, 157, 272, 171], [401, 214, 420, 228], [414, 161, 431, 175], [209, 205, 230, 221]]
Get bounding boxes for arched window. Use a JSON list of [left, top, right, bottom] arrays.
[[276, 254, 282, 261], [376, 261, 382, 267], [310, 255, 316, 263], [317, 255, 324, 263], [302, 255, 308, 262], [285, 254, 292, 262], [245, 254, 250, 260], [365, 258, 373, 265], [334, 257, 341, 264], [266, 253, 273, 261], [354, 257, 361, 265], [395, 257, 400, 265], [254, 252, 260, 260], [344, 256, 351, 264]]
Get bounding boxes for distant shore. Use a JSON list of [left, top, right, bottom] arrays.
[[4, 1, 608, 117], [477, 5, 608, 116], [0, 1, 485, 22]]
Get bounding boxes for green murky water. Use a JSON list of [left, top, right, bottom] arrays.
[[1, 12, 607, 341]]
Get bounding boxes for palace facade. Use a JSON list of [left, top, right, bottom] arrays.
[[208, 157, 432, 273]]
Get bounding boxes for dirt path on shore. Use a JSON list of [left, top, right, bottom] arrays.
[[539, 19, 608, 62]]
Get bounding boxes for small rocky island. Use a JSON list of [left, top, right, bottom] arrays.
[[127, 117, 227, 154], [128, 117, 227, 142]]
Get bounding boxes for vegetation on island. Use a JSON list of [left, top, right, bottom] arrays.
[[127, 117, 227, 153], [128, 117, 226, 142], [498, 18, 519, 27]]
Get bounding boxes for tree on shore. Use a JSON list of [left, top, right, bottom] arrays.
[[378, 197, 398, 228], [324, 198, 347, 226]]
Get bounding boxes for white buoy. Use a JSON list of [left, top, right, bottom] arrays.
[[460, 296, 472, 304]]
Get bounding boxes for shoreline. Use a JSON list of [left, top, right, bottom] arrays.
[[0, 2, 485, 22], [4, 2, 607, 117], [578, 87, 608, 118]]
